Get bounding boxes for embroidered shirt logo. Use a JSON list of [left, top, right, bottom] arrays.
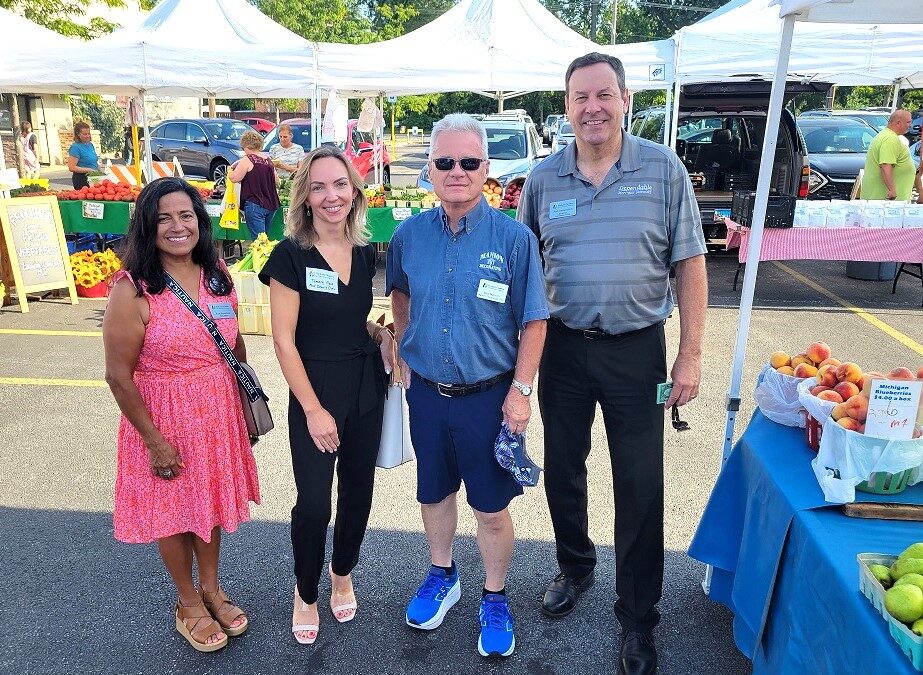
[[479, 251, 505, 272], [617, 184, 654, 196]]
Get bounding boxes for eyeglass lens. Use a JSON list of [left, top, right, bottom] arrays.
[[433, 157, 484, 171]]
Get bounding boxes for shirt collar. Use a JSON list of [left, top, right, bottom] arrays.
[[557, 129, 643, 178], [438, 196, 489, 234]]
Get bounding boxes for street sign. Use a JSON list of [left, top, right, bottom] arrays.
[[387, 95, 397, 103]]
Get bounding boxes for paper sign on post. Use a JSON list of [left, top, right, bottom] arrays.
[[205, 203, 223, 218], [864, 379, 923, 440], [82, 202, 105, 220], [392, 207, 412, 221]]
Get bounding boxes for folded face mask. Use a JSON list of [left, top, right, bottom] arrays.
[[494, 425, 542, 487]]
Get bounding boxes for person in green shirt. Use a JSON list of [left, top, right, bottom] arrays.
[[862, 110, 914, 201]]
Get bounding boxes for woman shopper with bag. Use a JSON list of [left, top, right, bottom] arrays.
[[103, 177, 261, 653], [230, 130, 280, 239], [259, 145, 392, 645]]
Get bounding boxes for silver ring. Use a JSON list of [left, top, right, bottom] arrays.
[[161, 469, 173, 478]]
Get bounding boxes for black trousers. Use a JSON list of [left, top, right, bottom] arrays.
[[539, 320, 666, 633], [289, 358, 384, 604], [72, 173, 89, 189]]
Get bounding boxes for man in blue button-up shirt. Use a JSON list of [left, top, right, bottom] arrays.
[[386, 113, 548, 657]]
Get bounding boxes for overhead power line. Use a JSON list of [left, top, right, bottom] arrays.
[[634, 1, 718, 12]]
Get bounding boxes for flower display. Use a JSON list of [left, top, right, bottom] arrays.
[[70, 249, 122, 289]]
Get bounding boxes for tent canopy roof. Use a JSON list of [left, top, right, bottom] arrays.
[[775, 0, 923, 23]]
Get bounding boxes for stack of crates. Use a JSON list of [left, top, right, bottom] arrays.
[[231, 271, 272, 336]]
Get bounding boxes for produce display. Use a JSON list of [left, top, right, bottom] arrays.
[[69, 249, 121, 289], [229, 234, 278, 274], [867, 543, 923, 636], [500, 179, 524, 210], [10, 184, 54, 197], [768, 341, 844, 378], [57, 180, 142, 202], [365, 185, 386, 208], [278, 178, 292, 207], [482, 180, 503, 208]]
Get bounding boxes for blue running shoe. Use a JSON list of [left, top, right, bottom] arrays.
[[405, 565, 461, 630], [478, 593, 515, 657]]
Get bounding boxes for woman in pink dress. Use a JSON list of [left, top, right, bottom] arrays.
[[103, 177, 261, 652]]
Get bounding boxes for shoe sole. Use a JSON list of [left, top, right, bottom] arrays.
[[478, 634, 516, 658], [540, 575, 595, 619], [405, 579, 461, 630]]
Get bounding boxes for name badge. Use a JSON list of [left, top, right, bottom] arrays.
[[208, 302, 236, 319], [306, 267, 339, 294], [549, 198, 577, 220], [476, 279, 509, 303]]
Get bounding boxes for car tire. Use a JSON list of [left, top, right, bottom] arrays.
[[211, 160, 229, 183], [382, 166, 391, 187]]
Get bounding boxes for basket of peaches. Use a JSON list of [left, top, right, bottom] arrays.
[[755, 341, 843, 428]]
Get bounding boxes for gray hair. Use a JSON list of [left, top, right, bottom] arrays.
[[429, 113, 489, 159]]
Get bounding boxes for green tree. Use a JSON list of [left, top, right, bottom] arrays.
[[0, 0, 127, 39], [257, 0, 378, 43], [70, 95, 125, 154]]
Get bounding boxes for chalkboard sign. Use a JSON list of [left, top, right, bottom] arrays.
[[0, 196, 78, 313]]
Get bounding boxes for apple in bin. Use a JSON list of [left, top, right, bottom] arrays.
[[806, 341, 832, 365]]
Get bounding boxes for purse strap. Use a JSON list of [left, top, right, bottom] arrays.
[[164, 272, 267, 404]]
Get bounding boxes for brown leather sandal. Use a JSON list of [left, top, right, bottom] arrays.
[[200, 586, 249, 637], [175, 600, 228, 652]]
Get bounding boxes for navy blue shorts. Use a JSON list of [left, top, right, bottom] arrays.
[[405, 374, 523, 513]]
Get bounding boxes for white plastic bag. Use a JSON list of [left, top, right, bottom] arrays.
[[754, 364, 807, 427], [797, 377, 837, 424], [812, 417, 923, 503]]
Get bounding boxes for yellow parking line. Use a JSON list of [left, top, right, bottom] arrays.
[[772, 261, 923, 356], [0, 328, 102, 337], [0, 377, 107, 387]]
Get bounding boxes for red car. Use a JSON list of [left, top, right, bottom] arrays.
[[241, 117, 277, 135], [261, 118, 392, 184]]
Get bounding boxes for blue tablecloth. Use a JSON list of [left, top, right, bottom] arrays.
[[689, 410, 922, 674]]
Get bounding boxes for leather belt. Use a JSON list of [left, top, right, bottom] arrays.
[[417, 370, 514, 398], [549, 317, 658, 341]]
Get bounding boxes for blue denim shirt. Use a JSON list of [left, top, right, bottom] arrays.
[[386, 197, 549, 384]]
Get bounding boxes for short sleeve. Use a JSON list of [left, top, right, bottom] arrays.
[[67, 143, 79, 158], [385, 225, 410, 296], [361, 244, 377, 280], [877, 135, 901, 166], [258, 238, 301, 291], [666, 153, 707, 265], [509, 227, 550, 328]]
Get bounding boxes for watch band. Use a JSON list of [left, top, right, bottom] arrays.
[[512, 378, 532, 396]]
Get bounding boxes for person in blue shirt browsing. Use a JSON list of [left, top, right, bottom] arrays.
[[386, 113, 549, 659], [68, 120, 100, 189]]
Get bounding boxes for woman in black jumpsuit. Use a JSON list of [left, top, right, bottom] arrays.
[[259, 146, 391, 645]]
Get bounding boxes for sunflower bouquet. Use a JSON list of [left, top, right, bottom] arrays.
[[70, 249, 122, 289]]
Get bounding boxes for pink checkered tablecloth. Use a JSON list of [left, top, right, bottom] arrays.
[[725, 219, 923, 264]]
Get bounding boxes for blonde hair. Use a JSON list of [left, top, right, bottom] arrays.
[[239, 130, 264, 151], [286, 145, 369, 249], [278, 123, 293, 135]]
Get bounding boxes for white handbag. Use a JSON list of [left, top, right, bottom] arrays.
[[376, 343, 415, 468]]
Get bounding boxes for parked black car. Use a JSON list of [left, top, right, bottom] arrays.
[[797, 116, 876, 200]]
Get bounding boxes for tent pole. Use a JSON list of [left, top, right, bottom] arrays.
[[627, 94, 634, 131], [669, 78, 681, 148], [705, 12, 796, 597], [890, 82, 900, 112], [140, 91, 154, 183], [498, 93, 503, 113]]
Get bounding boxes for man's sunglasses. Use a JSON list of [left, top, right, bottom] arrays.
[[432, 157, 485, 171]]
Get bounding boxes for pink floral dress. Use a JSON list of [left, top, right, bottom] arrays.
[[112, 268, 260, 544]]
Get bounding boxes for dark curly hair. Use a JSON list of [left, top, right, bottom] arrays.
[[120, 177, 231, 297]]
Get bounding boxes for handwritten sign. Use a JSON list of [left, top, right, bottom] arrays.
[[205, 203, 223, 218], [392, 207, 412, 221], [82, 201, 105, 220], [865, 379, 923, 440], [0, 196, 78, 313]]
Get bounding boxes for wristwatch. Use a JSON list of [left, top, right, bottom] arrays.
[[511, 378, 532, 396]]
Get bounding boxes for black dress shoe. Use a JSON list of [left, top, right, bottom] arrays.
[[540, 571, 594, 618], [619, 630, 657, 675]]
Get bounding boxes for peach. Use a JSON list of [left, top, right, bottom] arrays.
[[861, 371, 886, 398], [816, 390, 844, 404], [806, 342, 832, 365], [810, 385, 831, 396], [831, 402, 850, 421], [776, 366, 795, 376], [816, 364, 838, 388], [791, 354, 815, 368], [835, 362, 863, 385], [769, 351, 791, 369], [793, 363, 818, 378], [837, 417, 862, 432], [818, 358, 842, 368], [833, 381, 860, 400], [917, 368, 923, 380], [889, 367, 916, 381], [857, 423, 866, 434], [914, 425, 922, 439], [844, 394, 869, 423]]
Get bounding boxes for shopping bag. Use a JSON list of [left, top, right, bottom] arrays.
[[754, 363, 807, 427], [376, 383, 414, 468], [219, 172, 240, 230]]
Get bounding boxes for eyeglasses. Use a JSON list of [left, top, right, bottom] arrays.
[[432, 157, 485, 171], [671, 405, 691, 432]]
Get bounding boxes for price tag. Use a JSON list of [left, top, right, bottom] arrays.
[[82, 201, 105, 220], [392, 207, 412, 221], [865, 379, 922, 439], [205, 203, 223, 218], [129, 202, 135, 221]]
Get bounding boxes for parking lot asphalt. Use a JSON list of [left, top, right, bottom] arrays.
[[2, 248, 922, 675]]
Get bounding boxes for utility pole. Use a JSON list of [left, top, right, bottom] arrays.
[[590, 0, 599, 41], [611, 0, 618, 44]]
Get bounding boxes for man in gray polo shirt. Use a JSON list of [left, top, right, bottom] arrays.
[[518, 52, 707, 675]]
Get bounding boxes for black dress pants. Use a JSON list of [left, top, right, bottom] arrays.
[[289, 358, 384, 604], [539, 320, 666, 633]]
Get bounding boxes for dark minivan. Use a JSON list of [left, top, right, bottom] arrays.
[[630, 81, 829, 244]]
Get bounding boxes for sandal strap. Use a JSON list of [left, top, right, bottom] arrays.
[[176, 601, 224, 643], [201, 586, 246, 629]]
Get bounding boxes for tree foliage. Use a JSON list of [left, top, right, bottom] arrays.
[[70, 95, 125, 153], [0, 0, 127, 39]]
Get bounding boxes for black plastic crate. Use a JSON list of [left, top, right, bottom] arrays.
[[731, 190, 754, 226], [738, 193, 796, 229]]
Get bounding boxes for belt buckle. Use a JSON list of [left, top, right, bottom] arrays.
[[582, 329, 600, 340], [436, 382, 454, 397]]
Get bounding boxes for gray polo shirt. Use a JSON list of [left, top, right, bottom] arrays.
[[517, 132, 705, 334]]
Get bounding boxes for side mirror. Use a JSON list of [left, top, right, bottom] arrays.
[[357, 146, 374, 155], [192, 135, 208, 145]]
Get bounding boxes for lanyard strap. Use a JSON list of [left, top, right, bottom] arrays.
[[164, 273, 266, 403]]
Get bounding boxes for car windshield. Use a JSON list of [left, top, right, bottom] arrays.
[[849, 113, 889, 130], [485, 127, 527, 160], [559, 123, 574, 135], [678, 118, 724, 141], [801, 124, 875, 153], [203, 120, 253, 141]]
